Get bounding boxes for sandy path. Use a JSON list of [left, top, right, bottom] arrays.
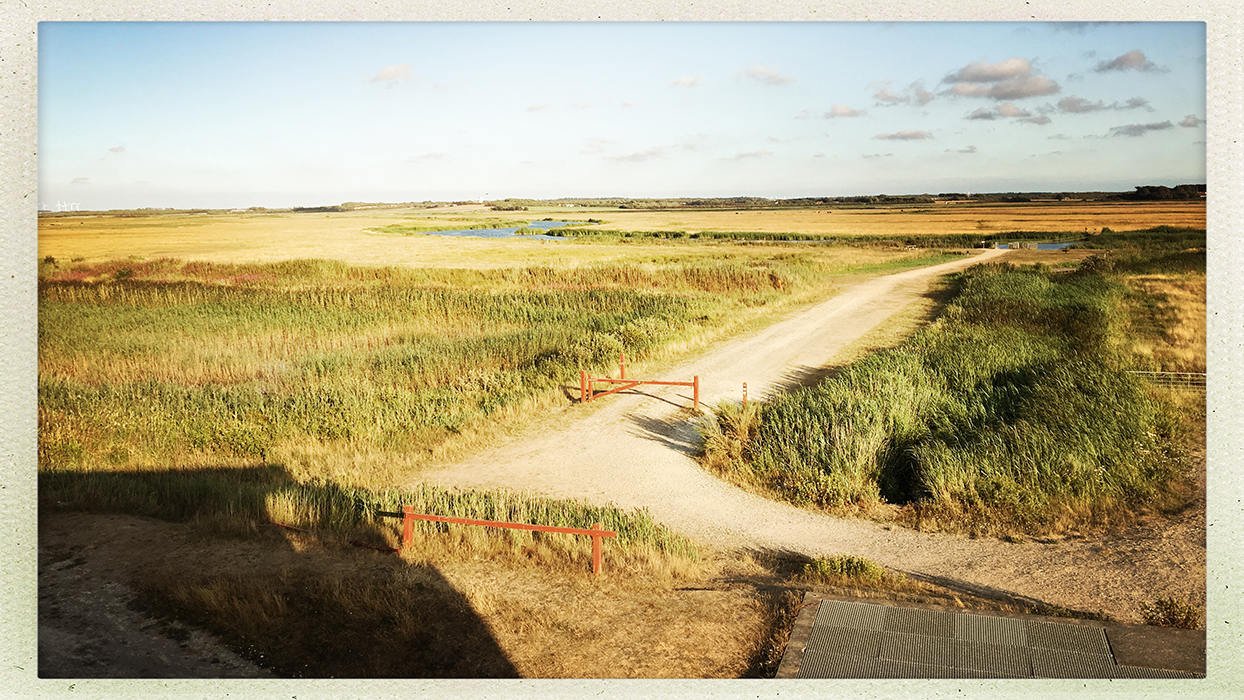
[[415, 250, 1205, 623]]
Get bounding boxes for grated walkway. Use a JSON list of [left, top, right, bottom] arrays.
[[782, 597, 1203, 679]]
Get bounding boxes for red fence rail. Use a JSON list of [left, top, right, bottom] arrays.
[[377, 505, 619, 575], [580, 353, 700, 410]]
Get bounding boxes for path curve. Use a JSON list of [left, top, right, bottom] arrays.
[[414, 250, 1205, 622]]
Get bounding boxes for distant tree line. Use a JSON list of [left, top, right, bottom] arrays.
[[1120, 184, 1205, 201], [50, 185, 1206, 218]]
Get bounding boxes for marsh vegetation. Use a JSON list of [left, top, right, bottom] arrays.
[[701, 227, 1205, 536]]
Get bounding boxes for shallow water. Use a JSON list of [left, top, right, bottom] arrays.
[[419, 220, 582, 240]]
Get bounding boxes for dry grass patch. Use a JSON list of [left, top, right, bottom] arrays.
[[580, 201, 1205, 237], [1123, 274, 1207, 373], [62, 512, 789, 678]]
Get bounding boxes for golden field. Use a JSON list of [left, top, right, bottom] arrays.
[[584, 201, 1205, 236], [37, 200, 1205, 267]]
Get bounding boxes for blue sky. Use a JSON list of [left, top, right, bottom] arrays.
[[37, 21, 1206, 210]]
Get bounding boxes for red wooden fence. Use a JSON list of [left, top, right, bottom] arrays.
[[580, 353, 700, 410], [377, 505, 619, 575]]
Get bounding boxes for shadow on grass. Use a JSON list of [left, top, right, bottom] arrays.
[[39, 465, 520, 678]]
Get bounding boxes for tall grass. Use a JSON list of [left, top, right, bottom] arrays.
[[703, 257, 1189, 532], [39, 256, 824, 480], [40, 466, 700, 570]]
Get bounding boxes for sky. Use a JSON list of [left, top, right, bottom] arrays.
[[37, 21, 1207, 210]]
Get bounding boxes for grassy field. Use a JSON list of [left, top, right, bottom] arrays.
[[571, 201, 1206, 237], [37, 200, 1205, 266], [701, 227, 1206, 536], [37, 248, 954, 487], [37, 208, 1205, 676], [36, 224, 967, 677]]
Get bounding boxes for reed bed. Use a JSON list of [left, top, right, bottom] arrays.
[[702, 240, 1200, 534], [38, 249, 961, 485]]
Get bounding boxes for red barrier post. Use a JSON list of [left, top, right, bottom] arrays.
[[592, 522, 603, 575], [580, 370, 587, 403], [693, 376, 700, 411], [620, 352, 626, 380], [402, 505, 414, 549]]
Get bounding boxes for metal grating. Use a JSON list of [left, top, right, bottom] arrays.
[[1113, 665, 1204, 679], [1025, 620, 1111, 654], [954, 639, 1033, 677], [1030, 648, 1120, 678], [955, 611, 1028, 647], [813, 599, 888, 631], [795, 600, 1202, 679], [879, 632, 958, 667], [883, 606, 955, 638], [805, 626, 884, 658]]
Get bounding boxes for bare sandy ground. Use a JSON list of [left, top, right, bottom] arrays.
[[414, 249, 1206, 624]]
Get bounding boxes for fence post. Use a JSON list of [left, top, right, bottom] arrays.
[[620, 352, 626, 380], [693, 376, 700, 411], [743, 382, 748, 405], [592, 522, 603, 575], [580, 370, 587, 403], [402, 505, 414, 549]]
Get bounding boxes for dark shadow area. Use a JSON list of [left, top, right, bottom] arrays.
[[587, 386, 692, 410], [625, 412, 702, 456], [38, 465, 520, 678], [894, 569, 1071, 613], [772, 363, 845, 394]]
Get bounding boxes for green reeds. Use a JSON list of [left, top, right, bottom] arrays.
[[707, 257, 1188, 531]]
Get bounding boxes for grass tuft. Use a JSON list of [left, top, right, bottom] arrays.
[[1140, 598, 1201, 629], [795, 555, 905, 588]]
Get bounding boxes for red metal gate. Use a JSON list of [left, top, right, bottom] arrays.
[[579, 353, 700, 410]]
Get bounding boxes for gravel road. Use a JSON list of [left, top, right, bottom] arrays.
[[415, 249, 1206, 622]]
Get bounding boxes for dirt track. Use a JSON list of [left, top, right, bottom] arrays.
[[415, 249, 1206, 623]]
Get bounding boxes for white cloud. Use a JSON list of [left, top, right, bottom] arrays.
[[606, 147, 666, 162], [1180, 114, 1205, 127], [996, 103, 1026, 118], [874, 130, 932, 141], [1059, 95, 1154, 113], [740, 66, 794, 85], [825, 104, 865, 118], [726, 149, 774, 160], [371, 63, 413, 83], [871, 81, 934, 106], [942, 58, 1060, 100], [1109, 121, 1174, 137], [944, 57, 1032, 83], [873, 87, 904, 104], [671, 75, 702, 88], [1059, 95, 1107, 113], [1095, 50, 1160, 73], [109, 145, 125, 153]]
